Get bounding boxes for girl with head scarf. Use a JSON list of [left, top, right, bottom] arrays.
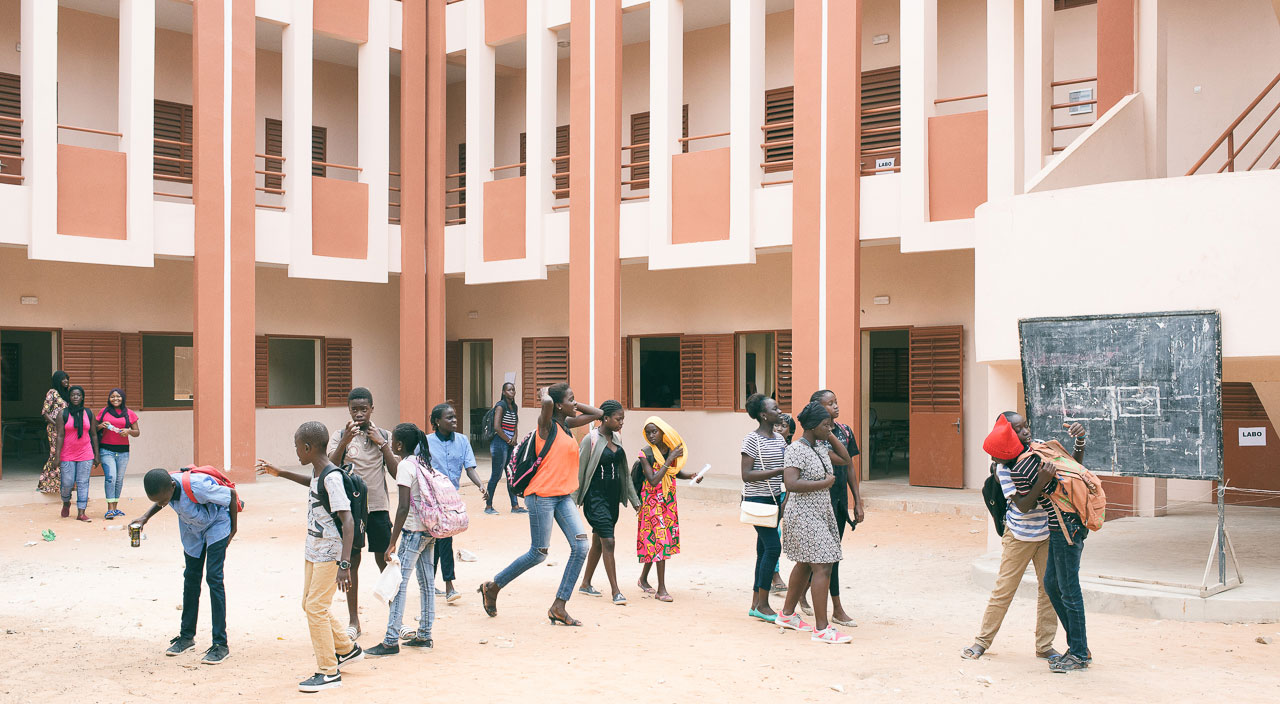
[[97, 388, 140, 519], [635, 416, 702, 602], [36, 371, 72, 494], [54, 385, 100, 522]]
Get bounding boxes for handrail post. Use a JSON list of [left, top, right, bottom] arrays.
[[1227, 132, 1235, 173]]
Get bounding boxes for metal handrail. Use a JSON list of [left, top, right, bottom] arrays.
[[0, 115, 22, 124], [934, 92, 987, 105], [313, 160, 362, 172], [256, 152, 286, 161], [678, 132, 729, 143], [1051, 76, 1096, 88], [58, 124, 122, 138], [1051, 99, 1098, 110], [1187, 70, 1280, 175], [446, 171, 465, 178], [490, 162, 525, 172]]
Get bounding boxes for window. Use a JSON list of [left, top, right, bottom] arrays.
[[154, 100, 193, 181], [634, 336, 681, 409], [628, 105, 690, 190], [141, 334, 195, 408], [254, 335, 352, 408], [554, 126, 569, 197], [762, 88, 793, 173], [521, 336, 569, 405], [0, 71, 21, 184], [457, 142, 467, 219], [871, 347, 909, 403], [264, 119, 328, 188], [861, 66, 901, 173], [736, 332, 775, 407], [623, 333, 734, 411]]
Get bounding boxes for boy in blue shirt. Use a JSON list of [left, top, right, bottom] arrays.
[[132, 467, 239, 665], [427, 403, 487, 602]]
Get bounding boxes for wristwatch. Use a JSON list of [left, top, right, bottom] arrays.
[[337, 560, 351, 570]]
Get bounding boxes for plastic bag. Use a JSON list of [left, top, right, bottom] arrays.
[[372, 556, 402, 603]]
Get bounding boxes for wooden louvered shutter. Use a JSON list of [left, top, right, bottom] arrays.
[[629, 112, 649, 190], [445, 341, 462, 409], [521, 337, 569, 406], [322, 338, 352, 407], [61, 331, 122, 409], [0, 72, 21, 184], [861, 66, 901, 173], [908, 325, 964, 488], [871, 347, 909, 403], [554, 125, 570, 196], [311, 126, 327, 177], [680, 337, 704, 409], [774, 330, 793, 413], [682, 103, 689, 154], [519, 132, 526, 177], [264, 119, 283, 190], [457, 143, 466, 219], [1223, 382, 1268, 422], [154, 100, 193, 181], [679, 334, 734, 410], [120, 334, 143, 404], [255, 336, 269, 408], [763, 87, 794, 173], [620, 337, 630, 408]]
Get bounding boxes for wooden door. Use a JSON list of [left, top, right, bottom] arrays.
[[1221, 382, 1280, 507], [908, 326, 964, 488]]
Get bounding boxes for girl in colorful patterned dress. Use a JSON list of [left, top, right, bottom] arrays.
[[635, 417, 701, 602], [37, 371, 71, 494]]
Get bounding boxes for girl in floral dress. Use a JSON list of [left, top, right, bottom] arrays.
[[635, 417, 701, 602], [36, 371, 71, 494]]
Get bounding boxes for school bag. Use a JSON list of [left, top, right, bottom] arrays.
[[505, 421, 559, 496], [409, 456, 470, 538], [180, 465, 247, 512], [1020, 440, 1107, 544], [631, 446, 655, 499], [317, 464, 369, 539], [480, 401, 500, 445], [981, 463, 1007, 537]]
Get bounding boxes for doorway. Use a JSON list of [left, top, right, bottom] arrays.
[[865, 329, 910, 481], [462, 340, 492, 449], [0, 329, 60, 481]]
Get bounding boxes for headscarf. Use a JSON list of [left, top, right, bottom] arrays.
[[642, 416, 687, 496], [100, 388, 129, 420], [983, 413, 1026, 462], [63, 385, 87, 438], [50, 371, 70, 402]]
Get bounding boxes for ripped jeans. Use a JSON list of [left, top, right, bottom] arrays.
[[493, 493, 589, 601]]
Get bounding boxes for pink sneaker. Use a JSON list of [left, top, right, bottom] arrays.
[[777, 613, 813, 632], [811, 627, 852, 644]]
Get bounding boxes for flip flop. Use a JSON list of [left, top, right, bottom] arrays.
[[656, 593, 674, 603], [345, 626, 361, 641], [636, 580, 656, 596]]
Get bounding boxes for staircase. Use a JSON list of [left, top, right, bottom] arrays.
[[1186, 70, 1280, 175]]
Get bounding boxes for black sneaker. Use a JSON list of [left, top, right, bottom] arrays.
[[299, 673, 341, 692], [165, 636, 195, 656], [366, 642, 400, 657], [1049, 650, 1093, 665], [404, 637, 433, 648], [1049, 653, 1090, 673], [335, 643, 364, 668], [200, 645, 229, 665]]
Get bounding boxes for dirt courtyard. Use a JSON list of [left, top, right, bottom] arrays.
[[1, 482, 1276, 703]]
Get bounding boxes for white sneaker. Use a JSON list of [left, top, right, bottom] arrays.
[[811, 627, 852, 645], [776, 613, 814, 632]]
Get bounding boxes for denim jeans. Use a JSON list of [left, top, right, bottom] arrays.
[[433, 535, 456, 582], [744, 496, 781, 591], [1044, 512, 1089, 658], [59, 460, 93, 510], [487, 438, 518, 508], [181, 536, 229, 647], [99, 448, 129, 501], [385, 530, 435, 645], [493, 493, 589, 601]]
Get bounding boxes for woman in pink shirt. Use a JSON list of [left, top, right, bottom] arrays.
[[54, 385, 100, 522], [97, 388, 140, 519]]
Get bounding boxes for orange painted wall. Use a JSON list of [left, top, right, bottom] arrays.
[[1096, 0, 1135, 114], [56, 145, 127, 240], [485, 0, 527, 47], [483, 177, 527, 261], [311, 176, 370, 259], [314, 0, 368, 44], [1223, 418, 1280, 507], [670, 147, 730, 244], [927, 110, 988, 222]]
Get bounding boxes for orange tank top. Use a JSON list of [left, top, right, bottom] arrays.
[[525, 423, 580, 497]]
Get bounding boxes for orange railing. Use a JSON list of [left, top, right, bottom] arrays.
[[934, 92, 988, 106], [0, 114, 24, 185], [255, 152, 286, 210], [389, 171, 401, 224], [153, 136, 193, 200], [445, 171, 465, 225], [621, 141, 648, 201], [550, 154, 570, 207], [1186, 70, 1280, 175], [1050, 76, 1097, 153]]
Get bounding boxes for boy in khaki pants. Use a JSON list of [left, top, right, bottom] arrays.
[[258, 421, 365, 692]]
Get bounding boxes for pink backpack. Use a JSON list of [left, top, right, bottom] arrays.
[[408, 456, 470, 539]]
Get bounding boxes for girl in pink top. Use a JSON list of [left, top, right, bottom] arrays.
[[54, 385, 100, 522], [97, 388, 140, 519]]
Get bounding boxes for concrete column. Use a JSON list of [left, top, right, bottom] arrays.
[[400, 0, 428, 427], [21, 0, 57, 247], [647, 0, 682, 255], [569, 0, 591, 395], [985, 362, 1022, 552], [1023, 0, 1053, 179], [986, 0, 1022, 200], [425, 0, 448, 405], [119, 0, 155, 253], [464, 0, 495, 274], [229, 0, 257, 477], [525, 6, 556, 271], [729, 0, 764, 249], [1136, 0, 1166, 177], [899, 0, 936, 227], [590, 0, 622, 402], [359, 0, 391, 271], [791, 0, 822, 404], [282, 5, 314, 267]]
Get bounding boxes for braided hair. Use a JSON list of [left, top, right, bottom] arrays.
[[599, 399, 624, 418], [393, 422, 431, 463]]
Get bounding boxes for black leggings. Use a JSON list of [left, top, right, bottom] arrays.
[[827, 467, 851, 596], [745, 496, 781, 591]]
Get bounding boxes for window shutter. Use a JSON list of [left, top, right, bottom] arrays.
[[311, 126, 327, 177], [322, 338, 352, 407], [861, 66, 901, 173], [871, 347, 909, 403], [682, 103, 689, 154], [763, 86, 794, 173], [61, 331, 122, 409], [1223, 382, 1268, 423], [1055, 0, 1096, 10], [154, 100, 193, 181], [679, 335, 732, 410], [774, 330, 793, 413], [620, 337, 630, 408], [680, 336, 704, 409], [908, 326, 963, 413], [554, 125, 570, 196], [519, 132, 526, 177], [445, 340, 462, 409], [255, 335, 269, 408], [629, 112, 649, 189], [0, 72, 21, 184], [521, 337, 570, 406], [120, 333, 143, 404], [264, 118, 283, 190]]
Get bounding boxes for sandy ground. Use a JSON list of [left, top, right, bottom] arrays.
[[1, 482, 1277, 704]]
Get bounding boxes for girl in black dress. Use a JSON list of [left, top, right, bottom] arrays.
[[573, 400, 639, 604]]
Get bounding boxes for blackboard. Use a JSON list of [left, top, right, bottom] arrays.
[[1018, 311, 1222, 480]]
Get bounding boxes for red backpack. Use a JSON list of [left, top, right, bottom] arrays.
[[180, 465, 246, 511]]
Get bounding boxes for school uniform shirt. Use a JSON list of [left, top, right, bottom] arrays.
[[426, 431, 476, 490], [167, 472, 233, 558], [306, 469, 352, 563], [996, 462, 1049, 541], [395, 455, 430, 533], [327, 428, 392, 514], [1009, 447, 1062, 532]]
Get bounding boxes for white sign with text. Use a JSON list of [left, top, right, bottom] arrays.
[[1239, 427, 1266, 447]]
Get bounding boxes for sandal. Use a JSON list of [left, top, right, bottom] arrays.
[[578, 585, 603, 597], [636, 580, 656, 596], [831, 616, 858, 628], [961, 644, 987, 660], [477, 582, 499, 617], [655, 593, 674, 603], [547, 609, 582, 627], [613, 593, 627, 605], [345, 626, 361, 641]]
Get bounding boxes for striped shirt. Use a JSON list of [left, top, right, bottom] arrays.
[[996, 462, 1048, 541], [497, 401, 518, 442], [1009, 450, 1062, 532], [741, 431, 787, 498]]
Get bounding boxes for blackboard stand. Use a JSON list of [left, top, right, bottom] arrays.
[[1199, 485, 1243, 598]]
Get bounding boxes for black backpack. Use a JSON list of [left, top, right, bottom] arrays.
[[318, 464, 369, 539], [631, 447, 655, 498], [480, 401, 502, 445], [982, 462, 1008, 537], [505, 421, 559, 497]]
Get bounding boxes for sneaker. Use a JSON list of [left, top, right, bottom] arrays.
[[366, 642, 400, 657], [811, 627, 853, 645], [512, 506, 528, 514], [200, 645, 229, 665], [165, 636, 196, 656], [446, 589, 462, 603], [483, 506, 499, 515], [335, 644, 363, 669], [776, 613, 813, 632], [435, 587, 445, 596], [298, 673, 341, 692], [1049, 653, 1090, 672], [404, 637, 433, 648]]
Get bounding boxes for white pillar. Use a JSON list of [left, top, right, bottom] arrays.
[[524, 5, 555, 270], [899, 0, 936, 227], [986, 0, 1020, 200], [464, 0, 495, 270], [1023, 0, 1052, 179], [985, 362, 1021, 552], [1136, 0, 1166, 178], [283, 4, 314, 267], [360, 0, 390, 273], [729, 0, 763, 252], [21, 0, 57, 248], [119, 0, 155, 253], [648, 0, 682, 252]]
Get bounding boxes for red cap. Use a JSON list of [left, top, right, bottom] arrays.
[[983, 415, 1025, 461]]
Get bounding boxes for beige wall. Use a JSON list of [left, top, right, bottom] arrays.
[[56, 8, 120, 151], [0, 0, 17, 75]]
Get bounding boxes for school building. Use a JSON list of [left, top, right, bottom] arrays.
[[0, 0, 1277, 517]]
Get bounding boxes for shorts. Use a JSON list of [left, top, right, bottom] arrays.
[[361, 510, 392, 554]]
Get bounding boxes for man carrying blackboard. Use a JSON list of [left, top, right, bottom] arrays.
[[1009, 419, 1091, 673]]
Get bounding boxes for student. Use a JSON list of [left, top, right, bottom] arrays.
[[742, 394, 786, 621], [962, 412, 1059, 662], [636, 417, 701, 602], [367, 423, 437, 656], [478, 384, 602, 627], [326, 388, 398, 641], [131, 468, 238, 665], [574, 400, 639, 605], [1009, 418, 1090, 672], [97, 388, 140, 519], [37, 371, 71, 494], [770, 414, 797, 597], [484, 382, 525, 515], [776, 402, 852, 645], [426, 403, 489, 602], [810, 390, 863, 628], [54, 385, 99, 522], [257, 422, 365, 693]]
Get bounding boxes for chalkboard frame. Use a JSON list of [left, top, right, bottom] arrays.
[[1018, 309, 1223, 481]]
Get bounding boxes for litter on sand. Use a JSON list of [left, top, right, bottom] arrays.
[[41, 529, 56, 542]]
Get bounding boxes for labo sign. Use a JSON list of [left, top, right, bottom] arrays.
[[1239, 427, 1267, 447]]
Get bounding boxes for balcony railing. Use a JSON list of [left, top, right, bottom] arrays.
[[153, 136, 193, 200], [389, 170, 400, 224], [1187, 70, 1280, 175], [0, 114, 24, 185], [255, 152, 286, 210], [1050, 76, 1097, 153], [550, 155, 569, 210], [445, 171, 465, 224]]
